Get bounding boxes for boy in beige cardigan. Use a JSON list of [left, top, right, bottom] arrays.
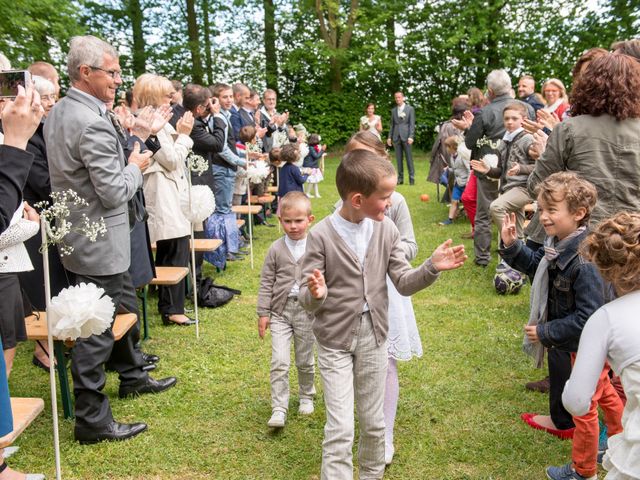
[[257, 192, 316, 428], [299, 150, 467, 480]]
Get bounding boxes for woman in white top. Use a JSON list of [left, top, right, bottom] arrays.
[[133, 74, 196, 326], [359, 103, 383, 139], [565, 212, 640, 479]]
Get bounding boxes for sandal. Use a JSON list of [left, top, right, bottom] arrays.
[[521, 412, 575, 439]]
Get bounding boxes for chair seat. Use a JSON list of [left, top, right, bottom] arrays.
[[0, 398, 44, 448]]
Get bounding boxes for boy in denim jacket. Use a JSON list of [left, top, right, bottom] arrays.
[[500, 171, 623, 480]]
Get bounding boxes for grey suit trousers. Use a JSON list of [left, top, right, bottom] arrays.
[[393, 140, 414, 184], [71, 271, 147, 427], [474, 175, 499, 265]]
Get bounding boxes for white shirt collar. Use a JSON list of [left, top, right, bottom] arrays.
[[503, 127, 524, 142]]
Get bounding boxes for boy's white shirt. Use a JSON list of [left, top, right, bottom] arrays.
[[285, 235, 307, 297], [329, 210, 374, 312]]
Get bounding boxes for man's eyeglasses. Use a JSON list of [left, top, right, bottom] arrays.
[[89, 66, 122, 79]]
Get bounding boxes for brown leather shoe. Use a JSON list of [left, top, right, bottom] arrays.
[[525, 376, 550, 393]]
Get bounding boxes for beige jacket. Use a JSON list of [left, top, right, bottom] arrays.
[[257, 237, 309, 317], [299, 216, 439, 350], [143, 124, 194, 243]]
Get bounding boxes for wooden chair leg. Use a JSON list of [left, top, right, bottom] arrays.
[[54, 341, 74, 419]]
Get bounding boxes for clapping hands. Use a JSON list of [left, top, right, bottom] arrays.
[[451, 110, 474, 131], [430, 239, 467, 271]]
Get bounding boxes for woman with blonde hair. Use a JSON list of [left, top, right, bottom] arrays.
[[133, 73, 196, 326], [541, 78, 570, 120]]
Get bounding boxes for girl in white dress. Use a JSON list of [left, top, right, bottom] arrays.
[[565, 211, 640, 480], [359, 103, 383, 139]]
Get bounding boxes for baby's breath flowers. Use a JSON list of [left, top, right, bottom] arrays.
[[35, 189, 107, 256], [187, 152, 208, 176]]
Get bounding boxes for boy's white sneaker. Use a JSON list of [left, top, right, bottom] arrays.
[[267, 410, 286, 428], [298, 399, 314, 415], [385, 443, 395, 465]]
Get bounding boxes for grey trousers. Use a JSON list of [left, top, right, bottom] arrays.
[[489, 186, 532, 240], [393, 140, 414, 183], [474, 175, 499, 265], [317, 312, 387, 480], [270, 297, 316, 413]]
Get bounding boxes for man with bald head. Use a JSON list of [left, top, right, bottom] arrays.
[[28, 61, 60, 97], [517, 75, 544, 112]]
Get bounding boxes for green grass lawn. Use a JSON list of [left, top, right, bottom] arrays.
[[8, 151, 586, 479]]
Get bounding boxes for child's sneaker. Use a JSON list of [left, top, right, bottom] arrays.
[[267, 410, 286, 428], [546, 463, 596, 480], [438, 218, 453, 226], [298, 399, 314, 415]]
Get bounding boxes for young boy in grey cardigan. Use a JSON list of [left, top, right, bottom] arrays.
[[257, 192, 316, 428], [471, 101, 535, 239], [300, 150, 467, 480]]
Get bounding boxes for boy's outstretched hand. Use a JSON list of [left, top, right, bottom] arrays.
[[501, 212, 518, 247], [258, 316, 270, 339], [431, 239, 467, 271], [307, 269, 326, 299]]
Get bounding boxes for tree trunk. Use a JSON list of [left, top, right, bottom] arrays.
[[202, 0, 214, 86], [264, 0, 278, 91], [186, 0, 204, 84], [329, 55, 342, 93], [126, 0, 146, 76], [314, 0, 359, 93]]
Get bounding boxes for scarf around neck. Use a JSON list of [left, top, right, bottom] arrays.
[[524, 226, 586, 367]]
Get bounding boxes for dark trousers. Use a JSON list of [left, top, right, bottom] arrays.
[[548, 348, 575, 429], [155, 235, 190, 315], [71, 271, 147, 427], [473, 175, 499, 265], [393, 140, 414, 183]]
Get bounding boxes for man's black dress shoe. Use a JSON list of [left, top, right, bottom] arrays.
[[141, 363, 156, 372], [75, 420, 147, 445], [119, 376, 177, 398], [141, 352, 159, 364]]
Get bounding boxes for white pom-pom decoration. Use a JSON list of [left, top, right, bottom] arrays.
[[49, 283, 115, 340], [482, 154, 499, 169], [186, 185, 215, 223], [247, 160, 271, 184]]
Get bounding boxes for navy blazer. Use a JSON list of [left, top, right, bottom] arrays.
[[278, 163, 308, 198], [500, 229, 607, 352]]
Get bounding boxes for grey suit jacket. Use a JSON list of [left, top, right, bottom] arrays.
[[389, 103, 416, 142], [44, 88, 143, 276]]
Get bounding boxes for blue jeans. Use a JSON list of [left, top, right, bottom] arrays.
[[212, 164, 236, 215]]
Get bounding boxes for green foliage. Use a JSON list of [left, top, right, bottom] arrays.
[[279, 91, 365, 145], [0, 0, 84, 69]]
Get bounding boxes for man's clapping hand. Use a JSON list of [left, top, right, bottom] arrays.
[[128, 141, 152, 171]]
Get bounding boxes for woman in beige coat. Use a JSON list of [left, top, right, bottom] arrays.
[[134, 73, 195, 326]]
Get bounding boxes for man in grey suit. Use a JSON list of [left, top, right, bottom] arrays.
[[45, 35, 177, 444], [387, 91, 416, 185]]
